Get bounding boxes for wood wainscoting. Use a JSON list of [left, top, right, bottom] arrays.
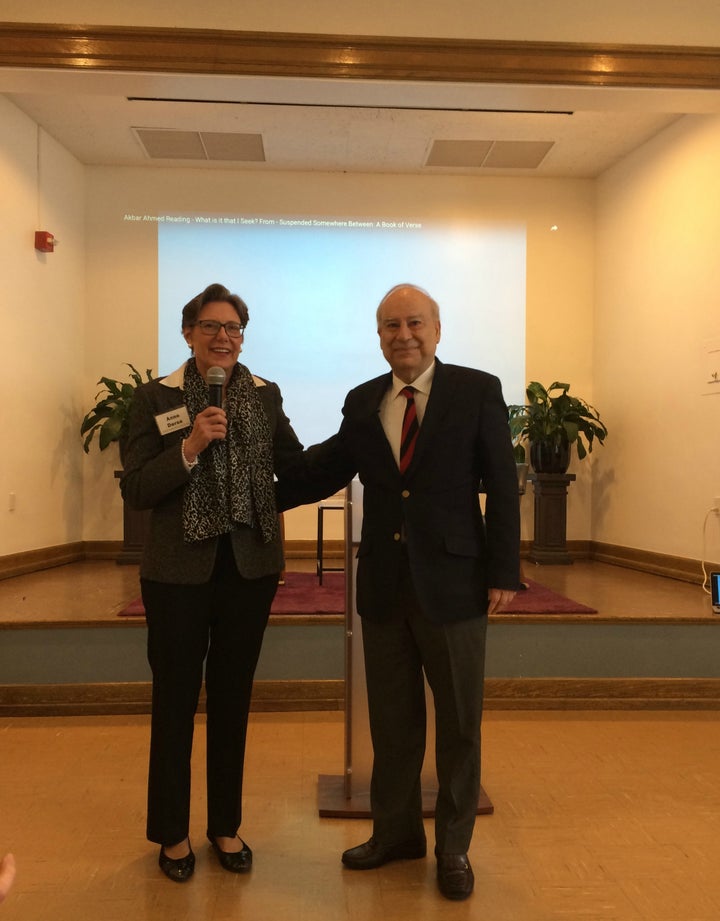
[[3, 677, 720, 717], [0, 680, 345, 717]]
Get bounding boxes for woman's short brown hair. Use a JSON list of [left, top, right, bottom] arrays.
[[181, 283, 249, 331]]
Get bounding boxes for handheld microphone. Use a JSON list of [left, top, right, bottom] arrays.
[[207, 366, 226, 408]]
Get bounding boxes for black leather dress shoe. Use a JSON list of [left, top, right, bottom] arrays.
[[436, 853, 474, 900], [158, 844, 195, 882], [341, 836, 426, 870], [207, 835, 253, 873]]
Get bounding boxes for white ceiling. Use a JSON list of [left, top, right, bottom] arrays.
[[4, 66, 720, 177]]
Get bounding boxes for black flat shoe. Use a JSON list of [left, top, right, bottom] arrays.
[[158, 844, 195, 882], [207, 835, 252, 873]]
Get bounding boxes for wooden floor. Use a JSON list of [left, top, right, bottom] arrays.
[[0, 558, 718, 626], [1, 708, 720, 920], [2, 560, 720, 916]]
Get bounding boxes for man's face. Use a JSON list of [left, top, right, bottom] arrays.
[[377, 287, 441, 383]]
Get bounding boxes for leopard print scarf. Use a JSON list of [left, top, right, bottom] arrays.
[[182, 358, 278, 544]]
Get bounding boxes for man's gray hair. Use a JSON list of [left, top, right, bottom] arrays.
[[375, 284, 441, 328]]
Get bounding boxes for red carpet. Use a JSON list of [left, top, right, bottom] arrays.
[[504, 579, 596, 614], [117, 571, 344, 617], [273, 571, 345, 614], [117, 573, 595, 617]]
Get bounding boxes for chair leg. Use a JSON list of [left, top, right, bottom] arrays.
[[278, 513, 286, 585], [317, 506, 324, 585]]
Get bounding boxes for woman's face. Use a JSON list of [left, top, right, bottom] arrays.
[[183, 300, 244, 379]]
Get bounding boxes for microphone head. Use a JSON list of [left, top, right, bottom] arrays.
[[207, 366, 226, 387]]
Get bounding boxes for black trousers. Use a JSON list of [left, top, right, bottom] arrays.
[[142, 538, 278, 846], [360, 556, 488, 855]]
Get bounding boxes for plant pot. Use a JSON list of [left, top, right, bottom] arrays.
[[516, 463, 529, 495], [530, 440, 571, 474]]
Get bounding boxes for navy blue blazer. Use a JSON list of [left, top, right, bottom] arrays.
[[283, 358, 521, 624]]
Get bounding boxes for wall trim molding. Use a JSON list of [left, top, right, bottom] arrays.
[[3, 677, 720, 716], [0, 539, 339, 580], [590, 541, 720, 584], [0, 542, 85, 580], [1, 539, 717, 582], [285, 539, 343, 560], [83, 540, 124, 561], [1, 23, 720, 90]]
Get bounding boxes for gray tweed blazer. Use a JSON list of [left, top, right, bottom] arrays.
[[120, 362, 305, 584]]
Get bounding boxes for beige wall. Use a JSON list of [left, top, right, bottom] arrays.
[[1, 96, 86, 555], [80, 164, 594, 545], [4, 94, 720, 564], [3, 0, 720, 44], [594, 114, 720, 564], [3, 0, 720, 561]]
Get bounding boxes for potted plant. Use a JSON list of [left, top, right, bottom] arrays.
[[80, 363, 154, 463], [508, 381, 607, 474]]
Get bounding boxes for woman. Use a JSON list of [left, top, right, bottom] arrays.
[[121, 283, 304, 882]]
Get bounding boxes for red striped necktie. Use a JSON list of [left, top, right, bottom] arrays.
[[399, 386, 419, 474]]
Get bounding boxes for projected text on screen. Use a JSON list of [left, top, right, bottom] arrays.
[[153, 212, 526, 446]]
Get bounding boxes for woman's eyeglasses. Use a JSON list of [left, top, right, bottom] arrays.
[[193, 320, 245, 338]]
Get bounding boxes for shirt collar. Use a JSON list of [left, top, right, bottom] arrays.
[[390, 360, 436, 399], [160, 362, 187, 389]]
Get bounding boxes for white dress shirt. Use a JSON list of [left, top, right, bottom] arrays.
[[378, 361, 436, 468]]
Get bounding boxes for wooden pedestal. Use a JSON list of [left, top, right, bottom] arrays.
[[114, 471, 149, 565], [528, 472, 576, 565], [118, 503, 150, 565]]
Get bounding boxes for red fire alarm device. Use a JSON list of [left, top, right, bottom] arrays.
[[35, 231, 56, 253]]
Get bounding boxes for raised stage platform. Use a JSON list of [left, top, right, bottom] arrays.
[[1, 559, 719, 715]]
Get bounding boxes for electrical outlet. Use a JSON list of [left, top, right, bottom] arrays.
[[714, 496, 720, 511], [8, 492, 16, 511]]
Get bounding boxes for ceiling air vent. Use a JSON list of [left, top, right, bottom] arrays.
[[426, 139, 553, 169], [133, 129, 265, 162]]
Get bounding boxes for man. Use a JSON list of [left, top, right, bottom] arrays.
[[289, 283, 520, 901]]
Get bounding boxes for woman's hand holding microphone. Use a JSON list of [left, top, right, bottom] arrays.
[[182, 407, 227, 465]]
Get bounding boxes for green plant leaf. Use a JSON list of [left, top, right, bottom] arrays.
[[80, 363, 155, 453], [98, 416, 123, 450], [507, 380, 607, 465]]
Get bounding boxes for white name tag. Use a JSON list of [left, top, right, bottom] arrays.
[[155, 405, 191, 435]]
